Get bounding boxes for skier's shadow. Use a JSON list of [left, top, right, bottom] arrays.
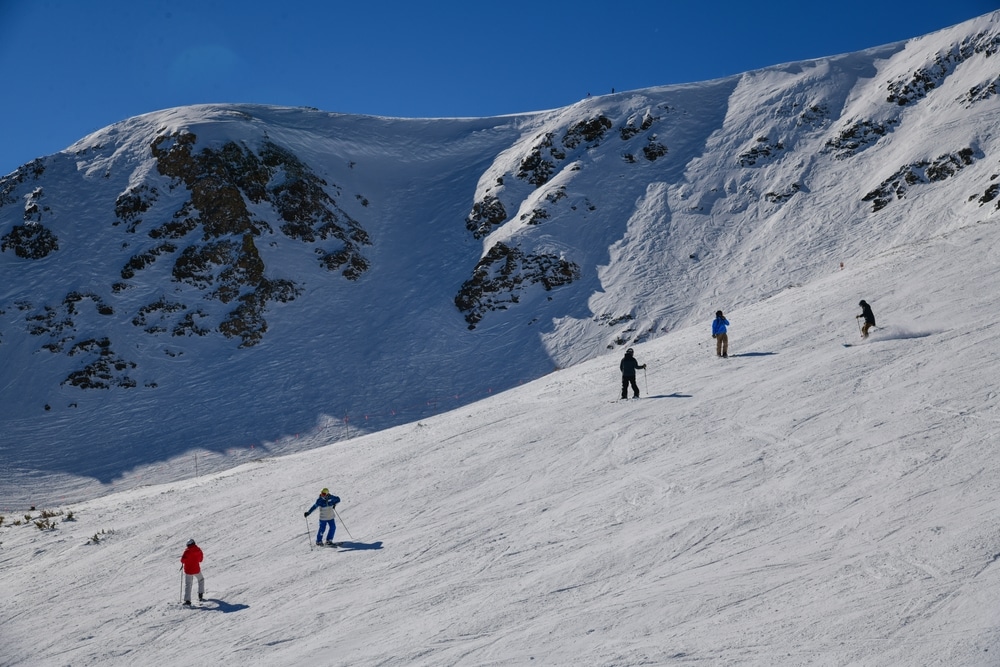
[[647, 393, 693, 399], [336, 540, 383, 552], [197, 598, 249, 613], [729, 351, 776, 358]]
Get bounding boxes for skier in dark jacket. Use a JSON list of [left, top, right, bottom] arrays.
[[712, 311, 730, 357], [857, 300, 876, 338], [619, 348, 646, 399], [305, 488, 341, 546]]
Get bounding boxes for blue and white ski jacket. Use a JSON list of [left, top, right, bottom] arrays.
[[306, 494, 341, 521]]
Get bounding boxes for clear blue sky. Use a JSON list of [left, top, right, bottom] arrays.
[[1, 0, 998, 175]]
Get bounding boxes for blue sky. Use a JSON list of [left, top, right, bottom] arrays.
[[1, 0, 998, 175]]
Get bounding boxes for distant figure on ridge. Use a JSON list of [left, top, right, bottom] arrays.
[[305, 487, 341, 546], [712, 310, 730, 358], [619, 347, 646, 400], [180, 538, 205, 605], [857, 300, 876, 338]]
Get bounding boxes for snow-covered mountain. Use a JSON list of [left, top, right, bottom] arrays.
[[3, 11, 1000, 508], [4, 11, 1000, 667]]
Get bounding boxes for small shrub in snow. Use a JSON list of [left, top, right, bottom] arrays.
[[88, 529, 113, 545], [34, 518, 56, 531]]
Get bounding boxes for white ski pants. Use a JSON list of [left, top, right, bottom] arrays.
[[184, 572, 205, 601]]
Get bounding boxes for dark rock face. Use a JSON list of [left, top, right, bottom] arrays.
[[1, 163, 58, 259], [1, 221, 59, 259], [465, 194, 508, 239], [0, 129, 376, 390], [457, 116, 623, 327], [824, 119, 900, 160], [129, 131, 372, 348], [454, 242, 580, 329], [886, 31, 1000, 106], [862, 148, 977, 212], [739, 137, 785, 167]]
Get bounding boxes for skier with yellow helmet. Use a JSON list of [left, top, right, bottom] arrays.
[[304, 487, 341, 546]]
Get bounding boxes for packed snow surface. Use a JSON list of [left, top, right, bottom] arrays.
[[3, 218, 1000, 665], [3, 11, 1000, 666]]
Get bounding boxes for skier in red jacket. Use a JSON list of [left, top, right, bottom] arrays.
[[180, 539, 205, 605]]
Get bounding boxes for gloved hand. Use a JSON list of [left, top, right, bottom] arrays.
[[303, 511, 309, 517]]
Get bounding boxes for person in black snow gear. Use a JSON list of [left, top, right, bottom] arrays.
[[857, 300, 876, 338], [619, 348, 646, 399], [712, 310, 730, 357], [305, 488, 341, 546]]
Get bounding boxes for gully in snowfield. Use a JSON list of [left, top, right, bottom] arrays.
[[305, 488, 342, 546]]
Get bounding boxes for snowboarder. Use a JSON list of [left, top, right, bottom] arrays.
[[857, 300, 876, 338], [180, 539, 205, 605], [712, 310, 730, 357], [619, 348, 646, 399], [305, 488, 341, 546]]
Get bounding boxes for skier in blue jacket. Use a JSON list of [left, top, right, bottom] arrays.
[[304, 488, 341, 546], [712, 310, 730, 357]]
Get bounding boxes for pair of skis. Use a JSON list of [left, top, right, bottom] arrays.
[[305, 506, 354, 549]]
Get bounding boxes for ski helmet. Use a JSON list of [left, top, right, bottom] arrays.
[[187, 539, 196, 546], [625, 348, 634, 355]]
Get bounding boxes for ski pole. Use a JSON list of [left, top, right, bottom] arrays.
[[856, 316, 864, 338], [179, 567, 184, 603], [334, 506, 354, 540], [305, 515, 313, 549], [643, 367, 648, 396]]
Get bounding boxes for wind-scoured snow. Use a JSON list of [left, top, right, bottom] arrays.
[[2, 11, 1000, 667]]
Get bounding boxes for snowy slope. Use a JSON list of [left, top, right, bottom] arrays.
[[3, 11, 1000, 664], [1, 211, 999, 666], [3, 13, 1000, 507]]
